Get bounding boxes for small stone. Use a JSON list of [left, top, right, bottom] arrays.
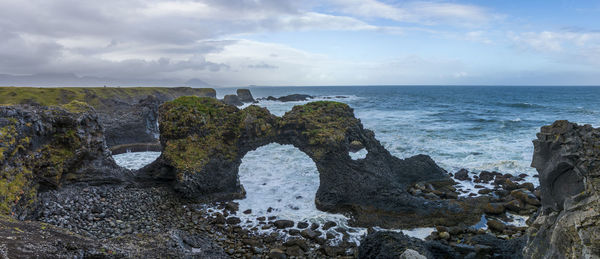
[[243, 209, 252, 214], [226, 217, 241, 225], [487, 219, 506, 232], [269, 248, 286, 259], [478, 188, 492, 195], [484, 203, 505, 215]]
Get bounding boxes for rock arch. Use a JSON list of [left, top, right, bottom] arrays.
[[140, 96, 483, 228]]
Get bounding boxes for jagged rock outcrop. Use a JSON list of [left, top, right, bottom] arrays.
[[0, 102, 128, 217], [524, 120, 600, 258], [236, 89, 255, 103], [358, 231, 524, 259], [141, 96, 484, 228], [0, 87, 216, 150]]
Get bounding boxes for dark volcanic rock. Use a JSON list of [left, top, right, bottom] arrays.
[[0, 86, 216, 149], [359, 231, 525, 259], [454, 169, 471, 181], [524, 120, 600, 258], [141, 97, 485, 228], [236, 89, 255, 103], [0, 103, 129, 216], [223, 94, 243, 106], [358, 231, 457, 258], [262, 94, 313, 102]]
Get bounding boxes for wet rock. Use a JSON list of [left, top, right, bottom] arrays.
[[226, 217, 241, 225], [478, 171, 497, 182], [478, 188, 492, 195], [322, 221, 337, 230], [297, 222, 309, 229], [484, 203, 505, 215], [273, 220, 294, 229], [502, 179, 519, 191], [268, 248, 286, 259], [504, 200, 525, 213], [310, 223, 319, 230], [300, 229, 320, 240], [454, 169, 471, 181], [487, 219, 506, 232], [243, 209, 251, 214], [510, 189, 541, 206]]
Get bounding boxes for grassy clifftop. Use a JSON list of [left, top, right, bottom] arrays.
[[0, 87, 216, 110]]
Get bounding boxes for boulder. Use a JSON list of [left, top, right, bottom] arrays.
[[236, 89, 255, 103], [0, 103, 129, 216], [222, 94, 243, 106], [140, 97, 485, 228], [524, 120, 600, 258]]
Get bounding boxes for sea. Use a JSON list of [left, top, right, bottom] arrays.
[[113, 85, 600, 243]]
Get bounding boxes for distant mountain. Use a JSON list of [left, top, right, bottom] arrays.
[[0, 73, 215, 87], [185, 78, 213, 87]]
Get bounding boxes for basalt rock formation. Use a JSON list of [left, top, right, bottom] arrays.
[[359, 231, 525, 259], [0, 102, 128, 217], [0, 87, 216, 151], [141, 96, 484, 228], [524, 120, 600, 258], [236, 89, 255, 103]]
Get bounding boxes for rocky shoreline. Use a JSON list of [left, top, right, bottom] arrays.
[[0, 88, 598, 258]]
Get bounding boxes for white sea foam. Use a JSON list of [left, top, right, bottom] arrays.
[[113, 151, 161, 170]]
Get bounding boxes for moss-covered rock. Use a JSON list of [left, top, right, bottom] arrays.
[[0, 102, 127, 217], [142, 96, 483, 228], [0, 86, 217, 149]]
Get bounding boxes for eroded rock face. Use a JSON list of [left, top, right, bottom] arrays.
[[0, 87, 217, 149], [223, 94, 243, 107], [0, 102, 128, 217], [524, 120, 600, 258], [141, 96, 484, 228], [236, 89, 255, 103]]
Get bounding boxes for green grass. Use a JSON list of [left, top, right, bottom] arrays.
[[0, 86, 216, 110]]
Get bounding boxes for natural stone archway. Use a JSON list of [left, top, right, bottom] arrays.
[[140, 96, 484, 228]]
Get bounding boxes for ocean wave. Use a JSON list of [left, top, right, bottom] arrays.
[[499, 102, 545, 109]]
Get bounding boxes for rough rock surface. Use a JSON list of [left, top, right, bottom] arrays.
[[0, 86, 216, 149], [236, 89, 255, 103], [141, 96, 484, 228], [223, 94, 244, 107], [524, 120, 600, 258], [359, 231, 524, 259], [0, 103, 128, 217]]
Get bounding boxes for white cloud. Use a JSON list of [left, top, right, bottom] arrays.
[[330, 0, 499, 27], [509, 31, 600, 52]]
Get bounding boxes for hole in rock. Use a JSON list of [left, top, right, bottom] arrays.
[[349, 148, 368, 160], [113, 151, 161, 170], [236, 143, 326, 221]]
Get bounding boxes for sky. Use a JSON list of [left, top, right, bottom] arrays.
[[0, 0, 599, 86]]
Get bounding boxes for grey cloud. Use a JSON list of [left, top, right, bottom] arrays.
[[247, 62, 278, 69]]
